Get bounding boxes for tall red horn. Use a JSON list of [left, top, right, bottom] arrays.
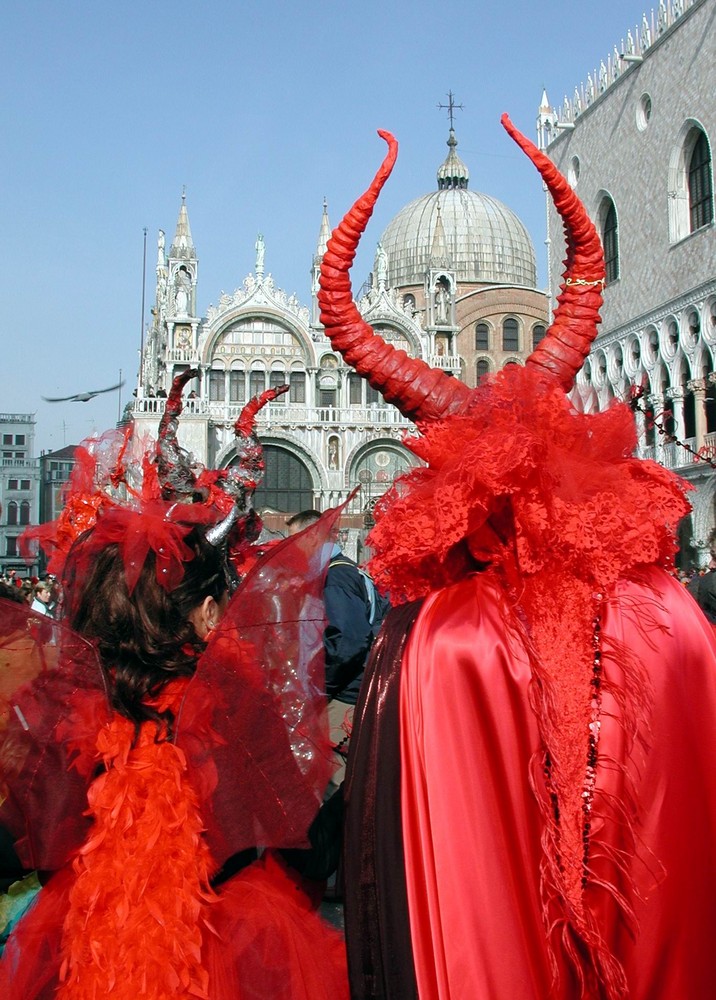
[[318, 130, 471, 424], [501, 114, 605, 391], [156, 368, 202, 500]]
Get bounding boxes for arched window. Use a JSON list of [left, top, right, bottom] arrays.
[[251, 446, 314, 513], [366, 384, 382, 406], [269, 370, 287, 399], [502, 318, 519, 352], [601, 197, 619, 284], [209, 369, 225, 402], [689, 130, 714, 232], [532, 324, 546, 349], [289, 371, 306, 404], [229, 370, 245, 403], [475, 323, 489, 351], [19, 501, 30, 526], [669, 123, 714, 242], [249, 370, 266, 398], [476, 359, 490, 384], [6, 501, 17, 526]]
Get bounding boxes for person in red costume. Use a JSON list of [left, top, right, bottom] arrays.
[[318, 117, 716, 999], [0, 378, 348, 999]]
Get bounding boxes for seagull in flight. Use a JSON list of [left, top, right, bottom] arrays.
[[42, 380, 126, 403]]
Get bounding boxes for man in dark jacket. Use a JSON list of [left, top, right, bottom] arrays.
[[688, 543, 716, 624], [287, 510, 382, 794]]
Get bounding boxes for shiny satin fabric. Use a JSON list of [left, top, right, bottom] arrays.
[[399, 568, 716, 999], [343, 601, 422, 1000]]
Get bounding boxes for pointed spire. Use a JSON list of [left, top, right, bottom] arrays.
[[429, 202, 450, 267], [316, 198, 331, 259], [436, 128, 470, 190], [539, 87, 551, 111], [170, 189, 196, 259]]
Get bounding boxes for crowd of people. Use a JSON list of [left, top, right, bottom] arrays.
[[1, 115, 715, 1000], [0, 572, 57, 615]]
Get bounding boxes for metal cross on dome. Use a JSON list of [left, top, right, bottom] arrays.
[[437, 91, 464, 129]]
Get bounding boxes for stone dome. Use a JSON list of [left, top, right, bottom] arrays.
[[379, 129, 537, 289]]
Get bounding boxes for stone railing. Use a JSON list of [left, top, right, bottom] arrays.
[[130, 398, 410, 428]]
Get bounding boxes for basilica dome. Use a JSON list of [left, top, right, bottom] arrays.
[[379, 129, 537, 289]]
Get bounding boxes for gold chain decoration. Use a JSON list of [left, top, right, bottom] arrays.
[[565, 277, 606, 288], [582, 597, 603, 888]]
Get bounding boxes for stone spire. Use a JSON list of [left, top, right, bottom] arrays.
[[315, 198, 331, 260], [537, 88, 558, 151], [429, 202, 450, 267], [170, 190, 196, 259], [311, 199, 332, 324]]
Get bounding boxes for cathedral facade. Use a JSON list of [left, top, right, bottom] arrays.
[[541, 0, 715, 566], [131, 125, 548, 552]]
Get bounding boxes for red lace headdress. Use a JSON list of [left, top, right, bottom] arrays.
[[22, 370, 287, 591], [319, 118, 691, 997]]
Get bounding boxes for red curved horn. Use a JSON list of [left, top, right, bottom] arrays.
[[156, 368, 201, 500], [501, 114, 605, 391], [318, 130, 471, 424]]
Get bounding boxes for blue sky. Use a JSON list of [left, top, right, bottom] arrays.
[[2, 0, 648, 452]]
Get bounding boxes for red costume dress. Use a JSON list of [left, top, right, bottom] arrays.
[[0, 452, 348, 999], [319, 118, 716, 998]]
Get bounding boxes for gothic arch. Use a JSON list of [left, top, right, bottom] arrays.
[[668, 119, 714, 243], [595, 190, 620, 284]]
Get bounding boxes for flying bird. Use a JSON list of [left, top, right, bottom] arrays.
[[42, 380, 126, 403]]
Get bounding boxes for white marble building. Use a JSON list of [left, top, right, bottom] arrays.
[[130, 121, 547, 550]]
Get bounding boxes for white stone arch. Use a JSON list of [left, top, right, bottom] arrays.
[[641, 325, 660, 371], [653, 358, 672, 395], [624, 333, 643, 378], [704, 295, 716, 345], [668, 118, 714, 243], [215, 431, 328, 494], [660, 315, 680, 361], [693, 342, 714, 378], [345, 437, 420, 498], [599, 382, 616, 410], [607, 341, 626, 388], [201, 306, 316, 368], [369, 320, 423, 360], [680, 302, 703, 353], [592, 348, 608, 389]]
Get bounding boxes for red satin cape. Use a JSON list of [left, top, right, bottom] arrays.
[[399, 568, 716, 999]]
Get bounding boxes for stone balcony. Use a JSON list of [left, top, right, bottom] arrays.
[[130, 397, 410, 428]]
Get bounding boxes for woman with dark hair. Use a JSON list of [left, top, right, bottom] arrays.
[[0, 401, 348, 998]]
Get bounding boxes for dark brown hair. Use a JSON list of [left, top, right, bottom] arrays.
[[63, 525, 229, 731]]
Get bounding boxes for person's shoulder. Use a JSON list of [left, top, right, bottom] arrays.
[[328, 555, 359, 571]]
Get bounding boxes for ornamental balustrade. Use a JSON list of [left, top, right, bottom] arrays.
[[131, 397, 410, 428]]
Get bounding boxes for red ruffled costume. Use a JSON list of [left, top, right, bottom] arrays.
[[0, 515, 349, 1000]]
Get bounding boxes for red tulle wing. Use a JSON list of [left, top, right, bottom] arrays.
[[175, 507, 343, 860], [0, 602, 109, 870]]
